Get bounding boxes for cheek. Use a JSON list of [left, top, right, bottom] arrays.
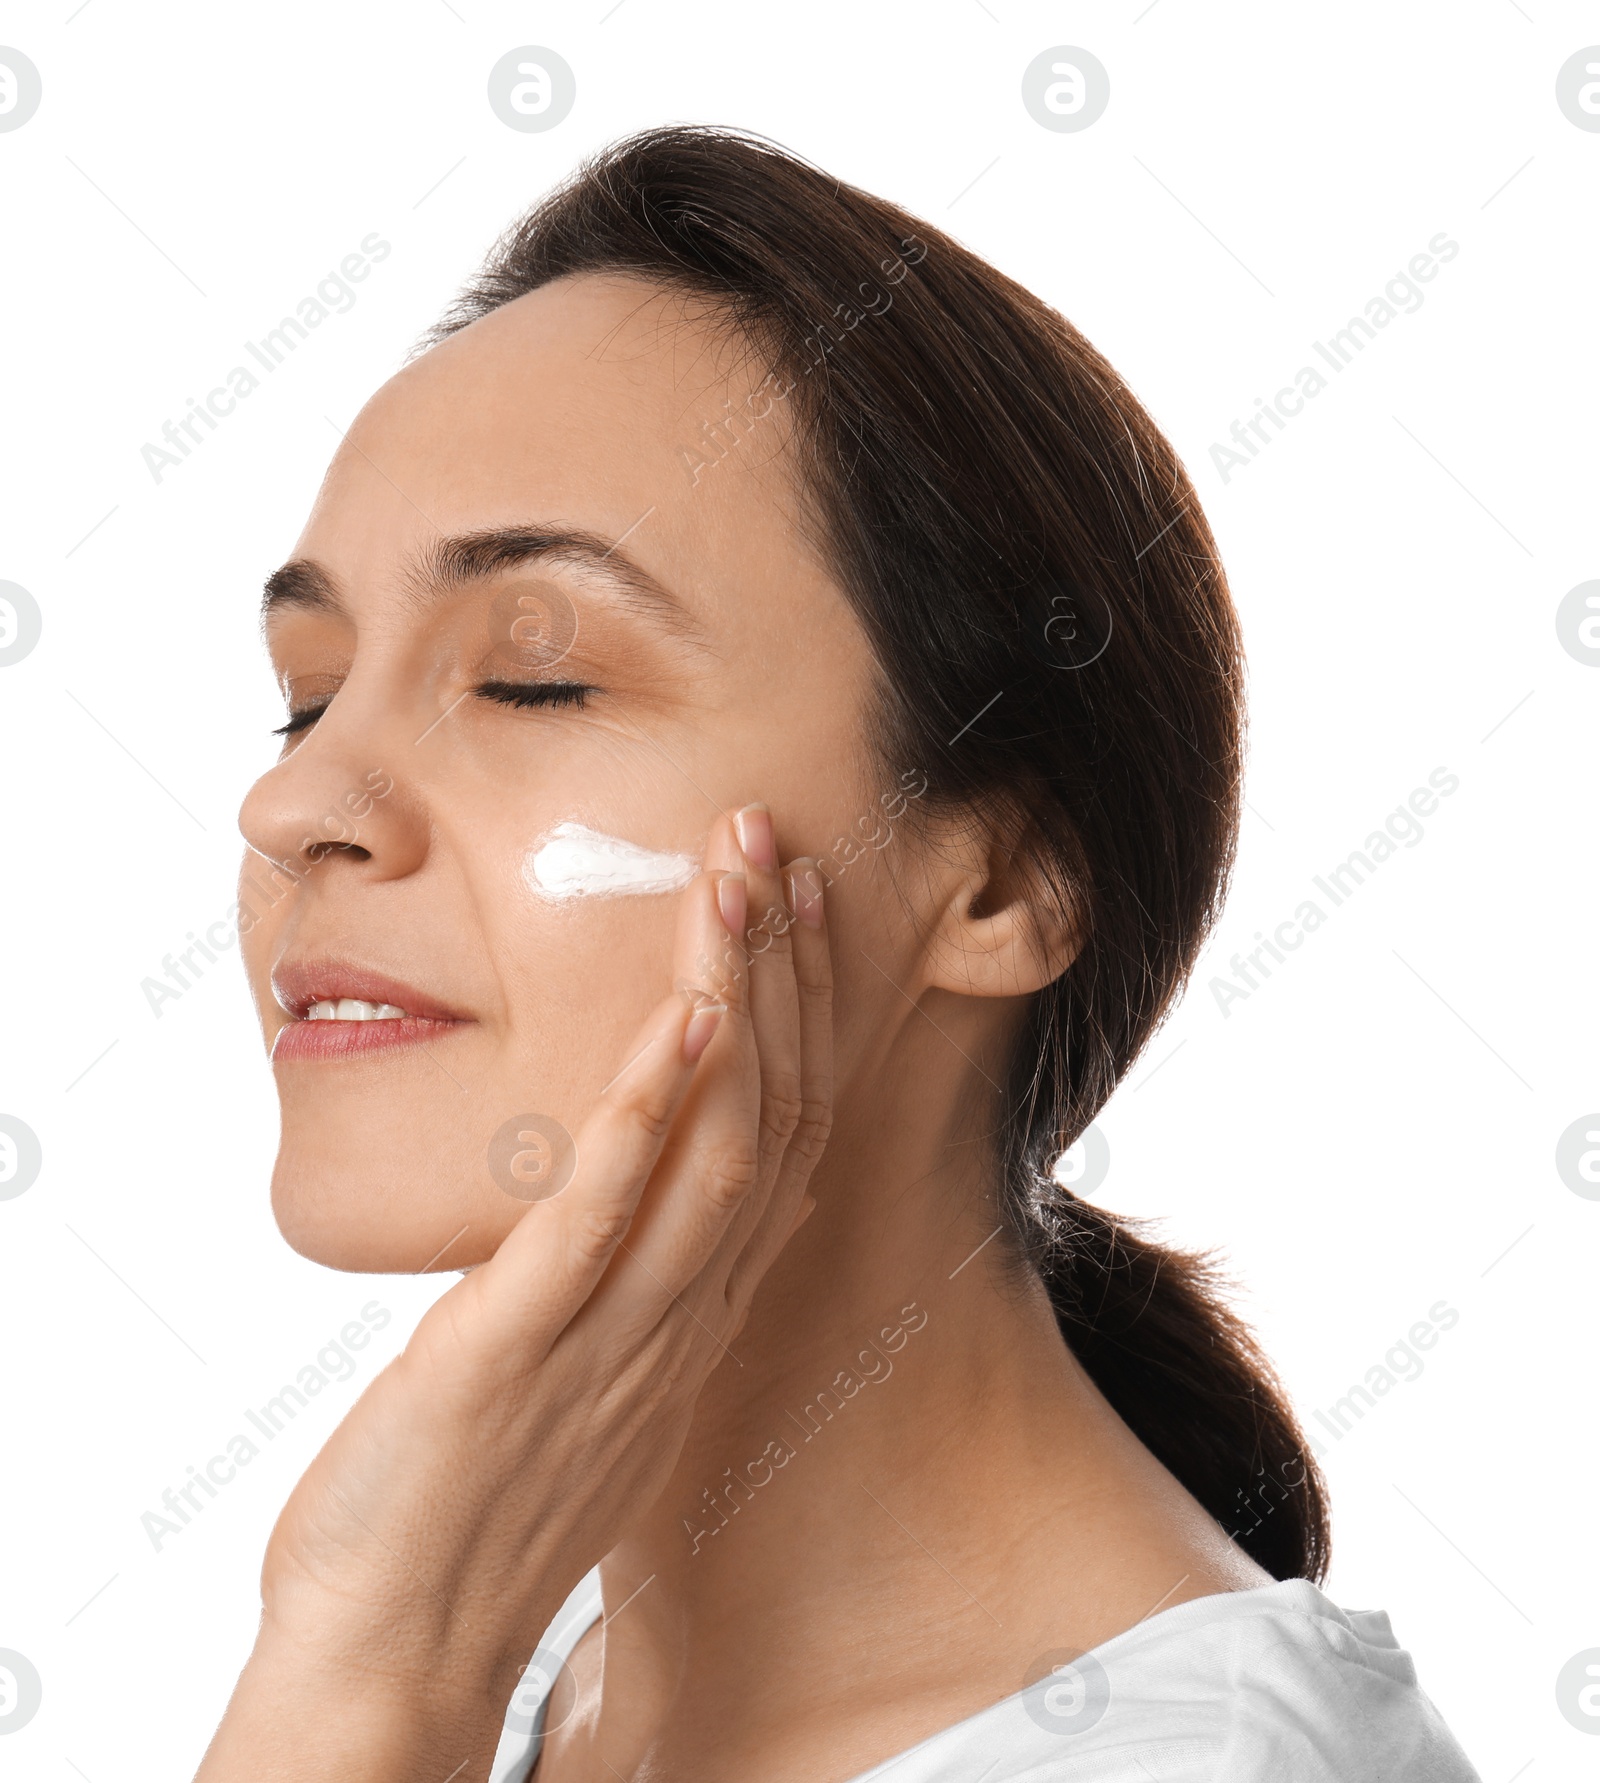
[[236, 867, 292, 1015], [490, 894, 686, 1158], [516, 877, 684, 999], [810, 836, 932, 1096]]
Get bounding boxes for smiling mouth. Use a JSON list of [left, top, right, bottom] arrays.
[[271, 965, 471, 1063]]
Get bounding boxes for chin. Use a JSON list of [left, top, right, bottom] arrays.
[[269, 1108, 519, 1274]]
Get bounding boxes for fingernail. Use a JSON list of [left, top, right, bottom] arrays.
[[717, 871, 748, 937], [734, 803, 776, 871], [786, 1193, 818, 1239], [785, 859, 824, 929], [682, 1002, 726, 1063]]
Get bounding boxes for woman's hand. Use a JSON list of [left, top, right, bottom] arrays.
[[197, 808, 832, 1781]]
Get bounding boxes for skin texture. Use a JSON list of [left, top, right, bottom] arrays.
[[216, 274, 1268, 1783]]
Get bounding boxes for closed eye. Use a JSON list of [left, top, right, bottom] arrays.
[[273, 680, 595, 738], [273, 703, 330, 737], [475, 680, 595, 711]]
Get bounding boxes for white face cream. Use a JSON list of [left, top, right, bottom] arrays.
[[523, 821, 699, 902]]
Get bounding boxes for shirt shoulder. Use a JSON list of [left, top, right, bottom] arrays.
[[1158, 1582, 1481, 1783], [854, 1580, 1482, 1783]]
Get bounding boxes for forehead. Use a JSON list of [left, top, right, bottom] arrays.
[[294, 274, 849, 656]]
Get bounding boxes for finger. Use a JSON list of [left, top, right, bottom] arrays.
[[734, 809, 813, 1226], [577, 835, 767, 1317], [615, 804, 799, 1297], [731, 804, 805, 1182], [722, 855, 834, 1318], [625, 806, 797, 1327], [676, 810, 748, 1012], [476, 873, 731, 1344], [585, 823, 784, 1326], [619, 841, 831, 1329]]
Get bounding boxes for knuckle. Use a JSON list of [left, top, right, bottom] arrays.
[[760, 1070, 806, 1144], [796, 972, 834, 1013], [746, 903, 792, 958], [701, 1142, 761, 1211], [799, 962, 834, 1005], [570, 1206, 630, 1261], [619, 1084, 676, 1147], [786, 1090, 834, 1167]]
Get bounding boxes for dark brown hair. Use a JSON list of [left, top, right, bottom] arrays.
[[423, 124, 1329, 1582]]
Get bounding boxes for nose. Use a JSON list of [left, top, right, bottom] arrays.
[[237, 701, 425, 892]]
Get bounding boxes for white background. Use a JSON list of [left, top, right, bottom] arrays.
[[1, 4, 1595, 1778]]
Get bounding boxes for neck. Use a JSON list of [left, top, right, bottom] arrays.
[[565, 1049, 1267, 1779]]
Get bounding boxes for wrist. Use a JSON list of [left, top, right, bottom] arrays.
[[196, 1623, 506, 1782]]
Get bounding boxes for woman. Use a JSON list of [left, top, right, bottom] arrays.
[[203, 127, 1477, 1780]]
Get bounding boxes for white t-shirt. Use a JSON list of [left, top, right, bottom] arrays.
[[489, 1571, 1480, 1781]]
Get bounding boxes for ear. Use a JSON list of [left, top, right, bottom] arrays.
[[922, 817, 1082, 1000]]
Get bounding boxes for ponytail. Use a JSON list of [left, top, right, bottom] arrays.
[[1019, 1167, 1328, 1580]]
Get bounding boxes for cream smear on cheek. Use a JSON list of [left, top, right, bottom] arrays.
[[522, 821, 699, 902]]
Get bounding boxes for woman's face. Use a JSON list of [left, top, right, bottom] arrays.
[[237, 274, 902, 1271]]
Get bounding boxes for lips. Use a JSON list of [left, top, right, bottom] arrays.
[[270, 958, 471, 1062]]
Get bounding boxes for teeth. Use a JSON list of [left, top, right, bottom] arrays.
[[304, 999, 410, 1021]]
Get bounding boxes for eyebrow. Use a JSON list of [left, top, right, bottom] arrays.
[[261, 524, 699, 638]]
